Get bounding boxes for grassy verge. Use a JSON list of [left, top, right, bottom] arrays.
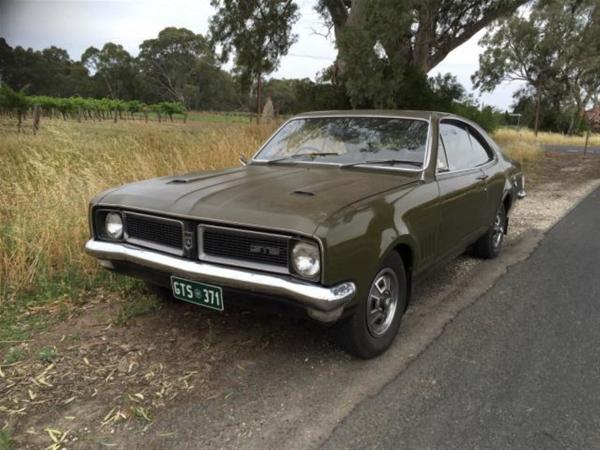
[[0, 270, 158, 352], [494, 127, 600, 147], [492, 128, 544, 166], [0, 118, 277, 345]]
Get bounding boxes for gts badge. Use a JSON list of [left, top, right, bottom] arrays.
[[249, 244, 280, 256]]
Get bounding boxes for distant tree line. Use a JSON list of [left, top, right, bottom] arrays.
[[12, 0, 582, 132], [0, 29, 241, 112]]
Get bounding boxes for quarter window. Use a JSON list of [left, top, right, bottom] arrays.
[[468, 131, 492, 166], [439, 123, 473, 171]]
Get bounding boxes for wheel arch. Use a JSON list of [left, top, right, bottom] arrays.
[[379, 236, 416, 308]]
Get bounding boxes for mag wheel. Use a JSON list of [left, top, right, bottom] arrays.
[[334, 252, 407, 359], [474, 204, 506, 259]]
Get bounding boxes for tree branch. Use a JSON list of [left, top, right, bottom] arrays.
[[428, 1, 528, 70]]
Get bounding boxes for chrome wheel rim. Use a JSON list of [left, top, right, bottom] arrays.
[[366, 268, 399, 337], [492, 211, 504, 249]]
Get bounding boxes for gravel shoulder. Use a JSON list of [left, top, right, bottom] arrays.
[[1, 153, 599, 449]]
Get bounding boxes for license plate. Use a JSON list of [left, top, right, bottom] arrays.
[[170, 276, 224, 311]]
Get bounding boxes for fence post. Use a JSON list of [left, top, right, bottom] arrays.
[[584, 129, 590, 155], [32, 104, 41, 134]]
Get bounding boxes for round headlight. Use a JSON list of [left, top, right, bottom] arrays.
[[291, 241, 320, 279], [105, 212, 123, 239]]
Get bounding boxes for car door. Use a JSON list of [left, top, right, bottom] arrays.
[[435, 120, 488, 259]]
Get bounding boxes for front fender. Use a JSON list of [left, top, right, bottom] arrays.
[[315, 181, 438, 307]]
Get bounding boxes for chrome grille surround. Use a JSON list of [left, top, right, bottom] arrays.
[[124, 211, 184, 256]]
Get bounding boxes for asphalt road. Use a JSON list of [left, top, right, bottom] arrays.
[[544, 144, 600, 154], [323, 187, 600, 449]]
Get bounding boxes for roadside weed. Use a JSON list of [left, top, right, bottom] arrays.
[[37, 346, 58, 363], [0, 430, 12, 450], [3, 347, 25, 365]]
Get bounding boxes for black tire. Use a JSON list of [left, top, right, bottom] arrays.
[[333, 252, 408, 359], [144, 282, 174, 302], [474, 203, 506, 259]]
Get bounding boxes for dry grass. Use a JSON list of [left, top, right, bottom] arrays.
[[492, 129, 544, 164], [493, 127, 600, 147], [0, 119, 277, 299]]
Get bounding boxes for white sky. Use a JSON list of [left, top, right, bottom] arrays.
[[0, 0, 522, 110]]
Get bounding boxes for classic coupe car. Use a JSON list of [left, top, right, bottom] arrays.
[[86, 111, 525, 358]]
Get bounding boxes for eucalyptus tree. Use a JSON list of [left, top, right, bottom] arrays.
[[209, 0, 300, 116], [138, 27, 214, 106], [315, 0, 528, 107], [81, 43, 136, 99], [559, 1, 600, 132], [473, 0, 600, 135]]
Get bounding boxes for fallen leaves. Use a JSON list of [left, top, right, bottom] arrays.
[[45, 427, 69, 448]]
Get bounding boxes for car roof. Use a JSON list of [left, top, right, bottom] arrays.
[[293, 110, 456, 121]]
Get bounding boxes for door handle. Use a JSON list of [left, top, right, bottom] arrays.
[[476, 174, 489, 181]]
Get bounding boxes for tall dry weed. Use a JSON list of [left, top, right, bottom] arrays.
[[0, 120, 276, 298]]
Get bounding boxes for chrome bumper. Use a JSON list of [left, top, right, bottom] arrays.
[[85, 239, 356, 322]]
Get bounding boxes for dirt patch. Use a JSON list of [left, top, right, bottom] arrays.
[[2, 153, 599, 449], [1, 293, 317, 448]]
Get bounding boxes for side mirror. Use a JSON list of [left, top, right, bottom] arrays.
[[239, 154, 248, 166]]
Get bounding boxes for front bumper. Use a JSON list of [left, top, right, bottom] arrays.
[[85, 239, 356, 322]]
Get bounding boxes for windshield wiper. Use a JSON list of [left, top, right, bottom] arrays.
[[340, 159, 423, 168], [266, 152, 340, 164]]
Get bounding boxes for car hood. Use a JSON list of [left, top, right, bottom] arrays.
[[97, 164, 420, 235]]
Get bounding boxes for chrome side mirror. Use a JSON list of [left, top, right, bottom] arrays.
[[239, 154, 248, 166]]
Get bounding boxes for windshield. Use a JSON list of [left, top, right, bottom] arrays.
[[253, 117, 430, 169]]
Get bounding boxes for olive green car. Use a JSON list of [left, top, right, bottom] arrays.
[[86, 110, 525, 358]]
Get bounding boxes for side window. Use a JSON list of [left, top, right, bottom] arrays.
[[439, 123, 473, 171], [468, 130, 493, 166]]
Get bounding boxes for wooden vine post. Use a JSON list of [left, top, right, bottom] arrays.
[[32, 104, 41, 134]]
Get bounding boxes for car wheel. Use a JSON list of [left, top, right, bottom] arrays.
[[334, 252, 408, 359], [474, 204, 506, 259], [144, 282, 174, 301]]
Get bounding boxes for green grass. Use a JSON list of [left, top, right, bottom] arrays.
[[0, 430, 13, 450], [0, 270, 145, 352], [129, 111, 257, 124], [37, 346, 58, 363], [3, 346, 25, 365], [113, 282, 163, 325]]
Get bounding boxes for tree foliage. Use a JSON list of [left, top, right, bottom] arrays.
[[81, 43, 137, 99], [314, 0, 527, 108], [209, 0, 300, 111], [473, 0, 600, 134], [0, 39, 91, 97], [138, 27, 215, 105]]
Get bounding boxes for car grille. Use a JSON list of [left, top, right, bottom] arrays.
[[200, 226, 290, 272], [124, 212, 183, 255]]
